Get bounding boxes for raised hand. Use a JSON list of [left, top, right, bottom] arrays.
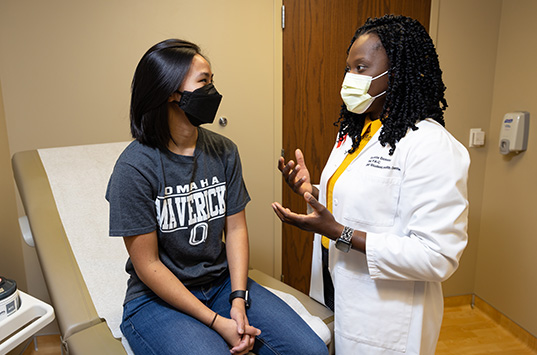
[[278, 149, 314, 197]]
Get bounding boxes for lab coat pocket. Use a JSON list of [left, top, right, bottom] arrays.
[[341, 173, 401, 227], [334, 266, 414, 352]]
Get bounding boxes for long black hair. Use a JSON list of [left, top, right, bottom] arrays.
[[336, 15, 447, 155], [130, 39, 204, 151]]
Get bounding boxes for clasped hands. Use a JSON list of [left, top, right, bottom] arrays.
[[218, 303, 260, 355]]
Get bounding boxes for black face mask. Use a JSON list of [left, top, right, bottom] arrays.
[[175, 83, 223, 127]]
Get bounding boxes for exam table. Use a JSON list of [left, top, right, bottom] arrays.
[[12, 142, 333, 354]]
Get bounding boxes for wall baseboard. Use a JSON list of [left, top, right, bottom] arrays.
[[444, 294, 537, 352], [444, 294, 473, 307]]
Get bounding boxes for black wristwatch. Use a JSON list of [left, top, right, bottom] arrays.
[[229, 290, 250, 309]]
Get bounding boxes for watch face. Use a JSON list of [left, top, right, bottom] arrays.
[[336, 239, 351, 252]]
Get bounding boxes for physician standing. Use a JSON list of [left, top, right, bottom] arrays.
[[273, 15, 469, 355]]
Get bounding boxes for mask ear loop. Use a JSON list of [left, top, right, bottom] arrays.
[[369, 70, 388, 102], [168, 89, 183, 105], [372, 91, 386, 99], [174, 89, 190, 107], [372, 70, 389, 81]]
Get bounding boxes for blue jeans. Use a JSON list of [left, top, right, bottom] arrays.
[[120, 273, 328, 355]]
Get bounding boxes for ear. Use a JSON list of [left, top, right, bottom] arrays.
[[168, 91, 181, 103]]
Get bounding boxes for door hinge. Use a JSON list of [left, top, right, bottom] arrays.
[[281, 5, 285, 29], [280, 274, 285, 282]]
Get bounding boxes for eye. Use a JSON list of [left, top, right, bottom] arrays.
[[345, 64, 366, 74]]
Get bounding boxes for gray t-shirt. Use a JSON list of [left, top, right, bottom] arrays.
[[106, 128, 250, 304]]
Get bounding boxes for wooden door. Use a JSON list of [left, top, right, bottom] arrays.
[[282, 0, 432, 294]]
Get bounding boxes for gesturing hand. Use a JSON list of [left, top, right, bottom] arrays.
[[272, 192, 341, 239], [278, 149, 312, 197]]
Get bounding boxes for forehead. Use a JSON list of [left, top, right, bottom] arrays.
[[189, 54, 212, 75], [347, 33, 387, 64]]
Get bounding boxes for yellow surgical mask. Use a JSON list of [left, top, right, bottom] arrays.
[[340, 71, 388, 114]]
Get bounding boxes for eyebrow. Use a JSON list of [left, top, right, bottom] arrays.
[[197, 72, 213, 79], [346, 56, 368, 67]]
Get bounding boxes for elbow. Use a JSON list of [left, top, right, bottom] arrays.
[[421, 232, 467, 282], [425, 255, 460, 282], [132, 259, 162, 286]]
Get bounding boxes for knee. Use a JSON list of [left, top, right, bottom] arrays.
[[306, 340, 329, 355], [289, 335, 329, 355]]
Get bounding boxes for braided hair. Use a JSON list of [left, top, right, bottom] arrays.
[[335, 15, 447, 155]]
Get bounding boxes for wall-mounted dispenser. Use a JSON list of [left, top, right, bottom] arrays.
[[499, 111, 529, 155]]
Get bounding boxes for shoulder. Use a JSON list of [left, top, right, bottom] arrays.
[[411, 118, 452, 138], [113, 140, 161, 175], [199, 127, 236, 146], [117, 140, 158, 161], [107, 141, 161, 200], [405, 119, 467, 153], [198, 127, 239, 154], [398, 119, 470, 168]]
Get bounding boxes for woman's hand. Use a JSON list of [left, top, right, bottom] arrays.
[[213, 311, 260, 355], [272, 192, 342, 239], [278, 149, 315, 197], [223, 210, 257, 353], [228, 303, 259, 354]]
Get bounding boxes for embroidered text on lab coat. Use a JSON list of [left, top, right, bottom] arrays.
[[366, 156, 401, 171]]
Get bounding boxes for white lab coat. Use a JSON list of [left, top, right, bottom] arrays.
[[309, 119, 469, 354]]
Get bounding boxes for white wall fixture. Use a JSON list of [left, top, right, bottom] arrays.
[[469, 128, 486, 148], [499, 112, 529, 155]]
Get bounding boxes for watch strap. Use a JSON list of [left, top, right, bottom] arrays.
[[341, 226, 354, 243], [229, 290, 250, 308], [336, 226, 354, 252]]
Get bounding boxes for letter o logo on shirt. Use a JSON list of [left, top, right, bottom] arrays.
[[189, 223, 208, 246]]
